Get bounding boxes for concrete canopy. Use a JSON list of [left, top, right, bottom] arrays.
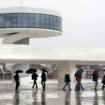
[[0, 44, 105, 64]]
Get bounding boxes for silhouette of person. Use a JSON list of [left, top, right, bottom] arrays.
[[63, 74, 72, 91], [41, 71, 47, 90], [92, 70, 99, 91], [14, 73, 20, 90], [101, 75, 105, 90], [32, 71, 39, 89], [74, 68, 84, 91]]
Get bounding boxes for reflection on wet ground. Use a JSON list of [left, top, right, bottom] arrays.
[[0, 80, 105, 105]]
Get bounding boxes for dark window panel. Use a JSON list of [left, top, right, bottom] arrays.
[[0, 14, 5, 28], [0, 13, 62, 31], [57, 17, 61, 31], [11, 13, 17, 27], [17, 13, 23, 27], [28, 13, 35, 28], [40, 14, 45, 28], [45, 14, 50, 29], [5, 14, 11, 28], [23, 13, 29, 28], [53, 16, 57, 30], [35, 14, 40, 28], [49, 15, 54, 29]]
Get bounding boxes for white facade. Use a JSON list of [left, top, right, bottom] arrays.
[[0, 7, 105, 89]]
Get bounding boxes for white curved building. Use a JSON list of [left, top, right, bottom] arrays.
[[0, 7, 62, 44], [0, 7, 105, 89]]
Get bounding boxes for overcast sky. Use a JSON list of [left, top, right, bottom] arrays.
[[0, 0, 105, 48]]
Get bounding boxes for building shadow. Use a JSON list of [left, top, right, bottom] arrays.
[[13, 90, 20, 105], [64, 90, 71, 105], [75, 91, 82, 105], [93, 91, 98, 105]]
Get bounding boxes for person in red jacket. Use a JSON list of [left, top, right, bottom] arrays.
[[74, 68, 84, 91]]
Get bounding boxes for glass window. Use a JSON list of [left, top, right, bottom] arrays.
[[57, 17, 60, 31], [49, 15, 54, 29], [45, 14, 50, 29], [0, 13, 62, 31], [40, 14, 45, 28], [5, 13, 11, 28], [0, 14, 5, 28], [53, 16, 57, 30], [17, 13, 23, 27], [23, 13, 29, 28], [35, 14, 40, 28], [11, 13, 17, 27], [28, 13, 35, 28], [59, 17, 62, 31]]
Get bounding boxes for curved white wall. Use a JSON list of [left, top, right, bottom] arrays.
[[0, 7, 61, 17]]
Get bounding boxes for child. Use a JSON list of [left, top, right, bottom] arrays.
[[102, 75, 105, 90], [63, 74, 72, 91]]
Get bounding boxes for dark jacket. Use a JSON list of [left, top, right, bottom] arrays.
[[31, 73, 39, 80], [102, 75, 105, 84], [41, 72, 46, 82], [92, 72, 99, 81], [64, 74, 71, 82], [14, 73, 19, 82]]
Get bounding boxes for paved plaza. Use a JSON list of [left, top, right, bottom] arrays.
[[0, 78, 105, 105]]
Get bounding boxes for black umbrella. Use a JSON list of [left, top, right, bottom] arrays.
[[26, 68, 37, 74], [40, 68, 48, 73], [15, 70, 23, 73], [92, 69, 100, 75], [93, 69, 100, 73], [75, 69, 84, 76]]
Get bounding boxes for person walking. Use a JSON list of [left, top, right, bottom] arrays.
[[63, 74, 72, 91], [92, 70, 99, 91], [32, 71, 39, 89], [74, 68, 84, 91], [14, 73, 20, 90], [41, 71, 47, 90], [101, 75, 105, 90]]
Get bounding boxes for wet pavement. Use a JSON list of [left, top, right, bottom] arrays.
[[0, 79, 105, 105]]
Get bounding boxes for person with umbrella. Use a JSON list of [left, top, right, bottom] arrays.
[[74, 68, 84, 91], [14, 70, 23, 90], [92, 69, 99, 91], [41, 69, 47, 90], [31, 70, 39, 89], [26, 68, 39, 89], [101, 75, 105, 90]]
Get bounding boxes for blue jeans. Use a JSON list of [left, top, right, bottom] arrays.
[[94, 81, 98, 90], [75, 81, 84, 90]]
